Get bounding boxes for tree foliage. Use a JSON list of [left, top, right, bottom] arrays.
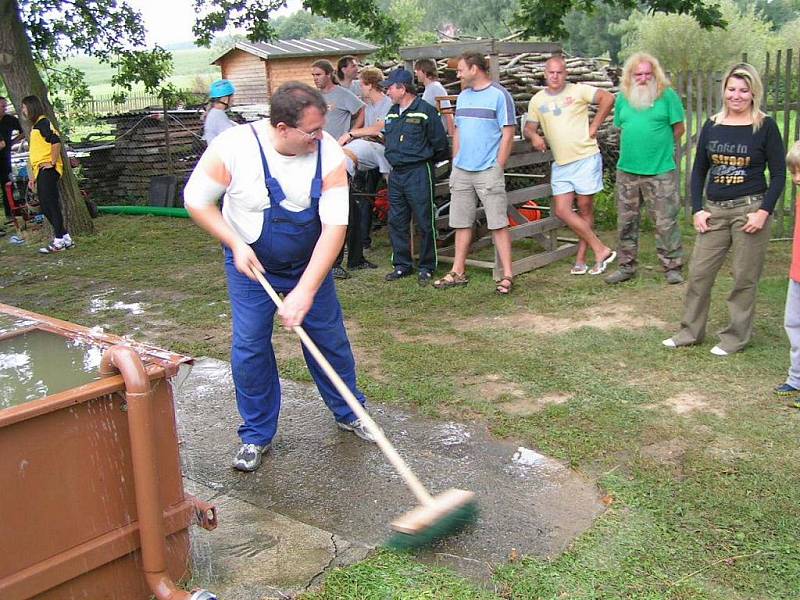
[[512, 0, 727, 41], [193, 0, 402, 54], [561, 4, 630, 62], [618, 0, 772, 73]]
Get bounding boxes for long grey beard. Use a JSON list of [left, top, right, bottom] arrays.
[[628, 80, 659, 110]]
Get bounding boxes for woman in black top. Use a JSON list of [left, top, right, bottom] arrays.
[[663, 63, 785, 355]]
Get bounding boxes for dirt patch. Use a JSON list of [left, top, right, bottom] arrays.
[[500, 392, 573, 416], [389, 330, 461, 345], [640, 438, 687, 465], [646, 392, 726, 418], [458, 303, 667, 336], [704, 435, 753, 463]]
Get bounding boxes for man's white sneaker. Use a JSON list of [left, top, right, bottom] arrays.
[[661, 338, 677, 348], [710, 345, 729, 357], [337, 418, 376, 443], [231, 443, 269, 472]]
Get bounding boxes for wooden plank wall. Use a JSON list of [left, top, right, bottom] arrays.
[[267, 54, 372, 95], [221, 49, 269, 104]]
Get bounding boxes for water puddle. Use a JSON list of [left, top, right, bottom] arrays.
[[89, 290, 146, 315]]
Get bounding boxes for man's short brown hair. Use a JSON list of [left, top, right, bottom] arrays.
[[414, 58, 439, 80], [459, 51, 488, 73], [359, 66, 384, 89]]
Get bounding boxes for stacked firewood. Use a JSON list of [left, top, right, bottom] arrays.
[[377, 53, 621, 172], [75, 111, 206, 205]]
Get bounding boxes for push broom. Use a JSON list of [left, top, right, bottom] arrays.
[[252, 268, 477, 549]]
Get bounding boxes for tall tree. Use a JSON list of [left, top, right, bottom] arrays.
[[513, 0, 727, 40]]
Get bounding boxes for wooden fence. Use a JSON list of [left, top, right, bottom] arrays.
[[81, 92, 165, 115], [674, 49, 800, 237]]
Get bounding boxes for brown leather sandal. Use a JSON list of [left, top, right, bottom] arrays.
[[433, 271, 469, 289], [495, 276, 513, 295]]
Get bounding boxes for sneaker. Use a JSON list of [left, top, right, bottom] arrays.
[[418, 271, 433, 286], [337, 418, 376, 443], [588, 250, 617, 275], [351, 259, 377, 270], [605, 269, 635, 285], [665, 270, 684, 285], [231, 443, 269, 472], [662, 338, 677, 348], [710, 345, 729, 357], [332, 266, 350, 279], [39, 242, 65, 254], [570, 263, 588, 275], [385, 268, 412, 281], [774, 383, 800, 397]]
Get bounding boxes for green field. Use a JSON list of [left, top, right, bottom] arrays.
[[66, 47, 221, 96]]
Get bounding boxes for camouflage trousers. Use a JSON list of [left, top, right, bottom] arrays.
[[615, 170, 683, 273]]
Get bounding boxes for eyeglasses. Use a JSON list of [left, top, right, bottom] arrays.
[[290, 126, 324, 140]]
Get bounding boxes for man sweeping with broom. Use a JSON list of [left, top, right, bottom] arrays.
[[184, 82, 376, 473], [184, 82, 476, 548]]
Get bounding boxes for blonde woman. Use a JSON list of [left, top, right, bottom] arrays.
[[663, 63, 786, 355]]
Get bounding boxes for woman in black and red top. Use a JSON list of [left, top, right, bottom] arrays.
[[22, 95, 74, 253], [663, 63, 785, 355]]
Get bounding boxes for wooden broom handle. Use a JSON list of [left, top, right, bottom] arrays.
[[252, 268, 435, 506]]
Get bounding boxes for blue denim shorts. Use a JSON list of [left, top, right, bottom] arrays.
[[551, 152, 603, 196]]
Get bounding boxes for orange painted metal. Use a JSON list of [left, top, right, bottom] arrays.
[[0, 304, 214, 600]]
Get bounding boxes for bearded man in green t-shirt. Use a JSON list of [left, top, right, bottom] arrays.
[[606, 53, 686, 285]]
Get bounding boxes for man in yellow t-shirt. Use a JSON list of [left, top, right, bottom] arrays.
[[524, 55, 616, 276]]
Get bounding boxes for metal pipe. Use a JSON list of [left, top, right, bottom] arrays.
[[100, 346, 216, 600]]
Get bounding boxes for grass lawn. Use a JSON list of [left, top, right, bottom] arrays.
[[1, 216, 798, 599]]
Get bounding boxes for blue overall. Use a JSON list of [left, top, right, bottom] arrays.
[[224, 125, 367, 446]]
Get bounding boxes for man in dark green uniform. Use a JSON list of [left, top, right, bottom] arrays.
[[382, 68, 449, 285]]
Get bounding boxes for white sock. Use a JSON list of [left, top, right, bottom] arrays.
[[63, 233, 72, 243], [53, 237, 64, 247]]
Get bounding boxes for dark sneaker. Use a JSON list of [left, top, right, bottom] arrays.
[[418, 271, 433, 286], [231, 443, 269, 472], [332, 266, 350, 279], [337, 418, 376, 443], [774, 383, 800, 397], [385, 268, 412, 281], [351, 259, 377, 270], [604, 269, 635, 285], [665, 270, 684, 285]]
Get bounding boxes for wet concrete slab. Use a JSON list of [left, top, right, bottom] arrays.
[[176, 358, 605, 591]]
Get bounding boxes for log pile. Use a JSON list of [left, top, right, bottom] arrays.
[[74, 110, 207, 206]]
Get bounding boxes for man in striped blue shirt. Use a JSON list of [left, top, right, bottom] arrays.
[[434, 52, 516, 295]]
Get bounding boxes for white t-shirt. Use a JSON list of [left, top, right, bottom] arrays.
[[184, 120, 349, 244]]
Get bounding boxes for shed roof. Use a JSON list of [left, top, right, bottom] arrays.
[[211, 38, 378, 64]]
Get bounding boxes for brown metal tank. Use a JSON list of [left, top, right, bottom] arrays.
[[0, 304, 216, 600]]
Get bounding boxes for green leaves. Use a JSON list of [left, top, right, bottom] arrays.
[[512, 0, 727, 41]]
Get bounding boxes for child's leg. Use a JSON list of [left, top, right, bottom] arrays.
[[784, 280, 800, 389]]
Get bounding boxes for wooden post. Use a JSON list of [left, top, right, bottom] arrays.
[[163, 98, 173, 176], [775, 49, 793, 237]]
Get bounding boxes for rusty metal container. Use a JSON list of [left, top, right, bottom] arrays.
[[0, 304, 215, 600]]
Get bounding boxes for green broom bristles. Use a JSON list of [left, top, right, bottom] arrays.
[[384, 501, 479, 551]]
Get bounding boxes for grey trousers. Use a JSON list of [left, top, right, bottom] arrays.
[[672, 201, 771, 353], [785, 280, 800, 388]]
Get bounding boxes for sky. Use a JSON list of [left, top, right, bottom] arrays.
[[125, 0, 302, 47]]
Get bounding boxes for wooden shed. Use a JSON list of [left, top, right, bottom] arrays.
[[211, 38, 378, 104]]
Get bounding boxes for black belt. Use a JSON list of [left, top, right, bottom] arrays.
[[707, 193, 764, 209], [391, 160, 430, 173]]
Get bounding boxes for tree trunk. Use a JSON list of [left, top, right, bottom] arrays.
[[0, 0, 93, 235]]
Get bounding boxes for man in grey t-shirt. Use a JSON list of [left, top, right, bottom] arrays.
[[312, 59, 364, 140], [414, 58, 453, 135]]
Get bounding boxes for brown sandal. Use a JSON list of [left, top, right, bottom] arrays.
[[433, 271, 469, 289], [495, 276, 513, 295]]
